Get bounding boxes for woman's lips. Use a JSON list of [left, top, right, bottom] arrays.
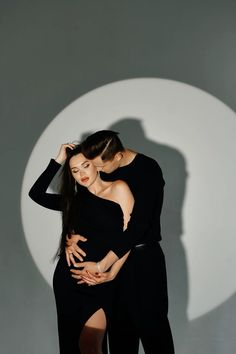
[[81, 177, 89, 183]]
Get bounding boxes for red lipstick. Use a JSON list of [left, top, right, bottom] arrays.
[[81, 177, 89, 183]]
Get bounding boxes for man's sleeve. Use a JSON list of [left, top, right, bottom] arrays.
[[111, 160, 165, 258]]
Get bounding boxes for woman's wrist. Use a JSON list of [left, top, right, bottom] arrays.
[[99, 251, 119, 272], [96, 261, 102, 273], [54, 157, 64, 164], [97, 260, 106, 273]]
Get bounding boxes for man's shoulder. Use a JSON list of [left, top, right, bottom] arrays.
[[135, 153, 164, 183], [136, 153, 162, 169]]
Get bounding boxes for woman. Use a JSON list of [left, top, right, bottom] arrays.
[[29, 143, 134, 354]]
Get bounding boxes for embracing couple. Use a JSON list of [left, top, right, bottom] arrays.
[[29, 130, 174, 354]]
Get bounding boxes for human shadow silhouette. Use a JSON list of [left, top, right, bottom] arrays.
[[81, 117, 189, 353]]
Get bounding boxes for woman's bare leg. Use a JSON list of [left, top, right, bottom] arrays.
[[79, 308, 107, 354]]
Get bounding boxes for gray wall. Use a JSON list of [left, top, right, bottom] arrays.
[[1, 1, 236, 353]]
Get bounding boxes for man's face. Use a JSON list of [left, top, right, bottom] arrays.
[[92, 153, 121, 174]]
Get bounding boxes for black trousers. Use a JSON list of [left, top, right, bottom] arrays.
[[108, 244, 175, 354]]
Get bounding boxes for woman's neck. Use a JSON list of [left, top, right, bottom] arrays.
[[88, 174, 111, 196]]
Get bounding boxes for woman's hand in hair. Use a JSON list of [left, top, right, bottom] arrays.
[[65, 234, 87, 266], [55, 143, 75, 164]]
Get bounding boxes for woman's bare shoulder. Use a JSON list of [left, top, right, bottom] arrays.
[[111, 179, 130, 191], [110, 180, 133, 203]]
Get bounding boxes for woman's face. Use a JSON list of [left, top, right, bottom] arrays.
[[69, 153, 98, 187]]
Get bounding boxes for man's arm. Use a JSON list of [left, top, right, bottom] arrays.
[[110, 159, 164, 258]]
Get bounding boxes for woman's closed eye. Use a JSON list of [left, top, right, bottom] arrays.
[[71, 168, 79, 173]]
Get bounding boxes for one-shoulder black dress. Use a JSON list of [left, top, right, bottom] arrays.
[[29, 159, 124, 354]]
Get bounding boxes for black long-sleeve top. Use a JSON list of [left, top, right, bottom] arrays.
[[28, 159, 124, 261], [29, 154, 165, 260], [28, 159, 62, 211]]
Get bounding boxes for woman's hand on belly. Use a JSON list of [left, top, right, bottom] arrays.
[[72, 270, 114, 286], [65, 233, 87, 266], [70, 261, 99, 279]]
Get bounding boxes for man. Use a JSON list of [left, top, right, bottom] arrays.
[[68, 130, 174, 354]]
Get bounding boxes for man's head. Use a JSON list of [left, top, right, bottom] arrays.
[[81, 130, 125, 173]]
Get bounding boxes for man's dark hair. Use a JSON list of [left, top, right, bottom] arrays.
[[81, 130, 125, 161]]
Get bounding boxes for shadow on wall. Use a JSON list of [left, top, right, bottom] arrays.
[[82, 117, 189, 353], [103, 118, 236, 354]]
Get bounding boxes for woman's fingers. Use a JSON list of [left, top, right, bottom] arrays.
[[69, 253, 77, 265], [74, 272, 106, 286], [73, 244, 86, 257], [55, 143, 76, 164], [65, 245, 85, 264], [80, 275, 97, 285], [65, 247, 83, 266], [66, 234, 87, 259], [67, 143, 76, 148], [69, 250, 83, 262], [66, 234, 87, 244], [65, 250, 71, 267], [71, 269, 88, 279], [86, 271, 101, 282]]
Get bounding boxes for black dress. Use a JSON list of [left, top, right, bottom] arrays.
[[29, 159, 124, 354]]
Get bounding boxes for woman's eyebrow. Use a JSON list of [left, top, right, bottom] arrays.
[[71, 160, 89, 169], [81, 160, 89, 166]]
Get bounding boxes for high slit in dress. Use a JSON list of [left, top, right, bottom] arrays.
[[29, 159, 124, 354]]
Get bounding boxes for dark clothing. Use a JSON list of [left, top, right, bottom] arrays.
[[29, 160, 124, 354], [29, 159, 62, 211], [101, 153, 164, 257], [101, 153, 174, 354]]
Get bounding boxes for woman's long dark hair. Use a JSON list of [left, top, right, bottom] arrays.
[[57, 144, 82, 257]]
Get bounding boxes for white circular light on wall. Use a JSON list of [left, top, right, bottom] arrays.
[[21, 78, 236, 320]]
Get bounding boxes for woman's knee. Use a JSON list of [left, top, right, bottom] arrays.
[[79, 309, 107, 354], [79, 326, 105, 354]]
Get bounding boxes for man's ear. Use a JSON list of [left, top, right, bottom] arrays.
[[115, 152, 123, 161]]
